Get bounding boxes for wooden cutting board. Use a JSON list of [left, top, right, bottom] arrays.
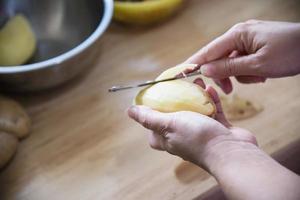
[[1, 0, 300, 199]]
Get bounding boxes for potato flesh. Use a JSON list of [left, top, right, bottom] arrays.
[[156, 63, 196, 80], [0, 14, 36, 66], [135, 64, 216, 116]]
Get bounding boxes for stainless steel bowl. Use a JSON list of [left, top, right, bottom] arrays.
[[0, 0, 113, 91]]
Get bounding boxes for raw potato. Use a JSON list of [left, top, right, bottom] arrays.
[[0, 95, 31, 139], [0, 132, 18, 169], [220, 95, 263, 121], [0, 95, 31, 170], [134, 64, 216, 116], [155, 63, 196, 81], [0, 14, 36, 66], [114, 0, 183, 25]]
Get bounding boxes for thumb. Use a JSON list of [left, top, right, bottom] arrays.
[[127, 106, 174, 134], [200, 55, 258, 79]]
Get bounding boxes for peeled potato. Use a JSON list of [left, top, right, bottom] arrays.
[[134, 64, 216, 116], [0, 95, 31, 139], [155, 63, 196, 81], [0, 14, 36, 66]]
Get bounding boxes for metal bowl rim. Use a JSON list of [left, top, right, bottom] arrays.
[[0, 0, 113, 74]]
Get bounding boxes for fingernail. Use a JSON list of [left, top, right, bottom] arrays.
[[200, 64, 211, 76], [193, 78, 206, 89], [127, 105, 138, 118]]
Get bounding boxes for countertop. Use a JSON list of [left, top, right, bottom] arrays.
[[1, 0, 300, 199]]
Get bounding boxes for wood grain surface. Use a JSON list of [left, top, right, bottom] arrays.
[[1, 0, 300, 199]]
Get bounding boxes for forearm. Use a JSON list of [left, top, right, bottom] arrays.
[[202, 139, 300, 200]]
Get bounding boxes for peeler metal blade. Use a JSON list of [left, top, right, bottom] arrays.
[[108, 70, 202, 92]]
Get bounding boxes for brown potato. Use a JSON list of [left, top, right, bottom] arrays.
[[0, 95, 31, 139], [0, 132, 18, 169]]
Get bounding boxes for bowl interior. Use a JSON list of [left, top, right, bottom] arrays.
[[0, 0, 103, 63]]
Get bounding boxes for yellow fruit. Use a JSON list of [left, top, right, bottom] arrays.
[[134, 64, 216, 116], [113, 0, 183, 25], [0, 14, 36, 66]]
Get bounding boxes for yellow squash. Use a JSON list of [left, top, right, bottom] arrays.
[[134, 64, 216, 116]]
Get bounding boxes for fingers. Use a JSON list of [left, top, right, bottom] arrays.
[[193, 79, 231, 126], [127, 105, 174, 135], [205, 85, 231, 127], [235, 76, 266, 84], [148, 132, 166, 151], [194, 76, 233, 95], [193, 78, 206, 89], [186, 31, 239, 64], [175, 64, 201, 78], [185, 22, 264, 80], [228, 50, 240, 58], [200, 55, 258, 79], [213, 78, 233, 94]]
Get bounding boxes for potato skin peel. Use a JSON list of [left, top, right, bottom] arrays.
[[220, 95, 263, 121], [134, 64, 216, 116]]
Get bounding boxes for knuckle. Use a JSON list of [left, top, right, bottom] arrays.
[[149, 140, 160, 150], [251, 54, 266, 74], [248, 134, 258, 146], [169, 113, 178, 127], [157, 125, 168, 136], [229, 23, 248, 44], [139, 112, 151, 129], [166, 112, 180, 130], [169, 111, 190, 128], [230, 22, 253, 39], [166, 143, 176, 154], [245, 19, 259, 24], [232, 22, 248, 33], [155, 114, 176, 135], [224, 58, 237, 75], [251, 55, 262, 67]]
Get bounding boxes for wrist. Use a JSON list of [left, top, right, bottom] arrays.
[[199, 135, 300, 200], [199, 135, 262, 176]]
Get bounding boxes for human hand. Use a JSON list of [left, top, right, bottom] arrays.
[[127, 80, 257, 170], [127, 80, 300, 200], [185, 20, 300, 93]]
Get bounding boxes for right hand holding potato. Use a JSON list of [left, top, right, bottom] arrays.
[[186, 20, 300, 93]]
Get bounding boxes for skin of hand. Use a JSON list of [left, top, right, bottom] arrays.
[[128, 80, 257, 168], [185, 20, 300, 94], [127, 80, 300, 200]]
